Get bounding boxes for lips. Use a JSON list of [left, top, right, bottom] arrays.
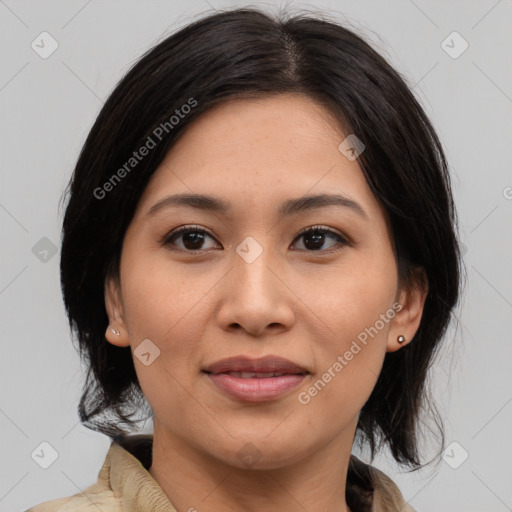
[[203, 355, 309, 402], [203, 355, 309, 375], [219, 371, 292, 378]]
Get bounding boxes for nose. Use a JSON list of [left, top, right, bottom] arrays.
[[215, 242, 295, 337]]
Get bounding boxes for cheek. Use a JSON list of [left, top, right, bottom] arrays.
[[121, 247, 210, 342], [311, 247, 397, 345], [118, 258, 212, 409], [299, 297, 390, 434], [118, 257, 211, 422], [300, 252, 396, 412]]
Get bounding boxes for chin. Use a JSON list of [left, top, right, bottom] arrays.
[[213, 438, 306, 471]]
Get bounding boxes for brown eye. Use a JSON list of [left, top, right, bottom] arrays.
[[162, 224, 349, 254], [162, 225, 219, 252], [292, 226, 348, 252]]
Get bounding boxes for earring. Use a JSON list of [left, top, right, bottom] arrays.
[[111, 327, 120, 336], [397, 335, 405, 344]]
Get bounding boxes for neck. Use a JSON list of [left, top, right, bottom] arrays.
[[149, 418, 357, 512]]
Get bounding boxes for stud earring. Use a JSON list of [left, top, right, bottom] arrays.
[[397, 335, 405, 344], [111, 327, 120, 336]]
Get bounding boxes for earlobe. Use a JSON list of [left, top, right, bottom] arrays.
[[105, 324, 130, 347], [386, 268, 428, 353], [104, 276, 130, 347], [387, 333, 409, 353]]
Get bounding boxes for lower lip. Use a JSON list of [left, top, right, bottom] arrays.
[[205, 372, 307, 402]]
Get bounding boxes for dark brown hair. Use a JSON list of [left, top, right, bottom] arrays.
[[59, 5, 463, 484]]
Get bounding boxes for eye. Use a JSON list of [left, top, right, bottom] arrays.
[[292, 226, 349, 252], [161, 225, 349, 254], [162, 225, 219, 252]]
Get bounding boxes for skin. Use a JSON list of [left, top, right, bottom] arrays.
[[104, 93, 428, 512]]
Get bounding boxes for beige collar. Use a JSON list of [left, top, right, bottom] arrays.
[[101, 435, 177, 511]]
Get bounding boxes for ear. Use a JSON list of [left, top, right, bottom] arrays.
[[104, 274, 130, 347], [386, 267, 428, 353]]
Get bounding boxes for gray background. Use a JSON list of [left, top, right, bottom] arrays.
[[1, 0, 511, 511]]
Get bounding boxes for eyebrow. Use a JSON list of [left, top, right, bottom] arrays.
[[146, 192, 368, 221]]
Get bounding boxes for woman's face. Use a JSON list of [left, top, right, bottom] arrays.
[[105, 93, 426, 470]]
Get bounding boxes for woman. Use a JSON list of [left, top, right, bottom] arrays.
[[27, 6, 462, 512]]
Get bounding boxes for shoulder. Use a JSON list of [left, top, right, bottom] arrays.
[[369, 464, 416, 512], [25, 435, 165, 512], [25, 444, 121, 512], [24, 496, 72, 512], [24, 488, 120, 512], [347, 455, 416, 512]]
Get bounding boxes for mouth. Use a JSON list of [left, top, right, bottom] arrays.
[[208, 371, 307, 378], [203, 354, 309, 375], [202, 355, 310, 402]]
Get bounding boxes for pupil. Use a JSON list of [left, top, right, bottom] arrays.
[[184, 232, 204, 249], [304, 231, 324, 250]]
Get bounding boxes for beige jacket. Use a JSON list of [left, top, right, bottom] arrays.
[[26, 434, 416, 512]]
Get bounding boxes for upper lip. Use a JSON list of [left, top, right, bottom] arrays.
[[203, 355, 309, 374]]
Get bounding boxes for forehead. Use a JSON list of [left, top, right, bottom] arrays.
[[134, 93, 384, 223]]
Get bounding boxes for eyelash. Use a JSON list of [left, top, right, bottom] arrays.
[[161, 224, 349, 254]]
